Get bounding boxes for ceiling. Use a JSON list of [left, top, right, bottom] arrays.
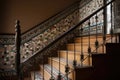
[[0, 0, 80, 34]]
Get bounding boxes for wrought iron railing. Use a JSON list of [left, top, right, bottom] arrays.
[[45, 0, 115, 80], [28, 0, 115, 79]]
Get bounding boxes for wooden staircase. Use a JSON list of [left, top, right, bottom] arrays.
[[0, 0, 117, 80], [23, 34, 120, 80]]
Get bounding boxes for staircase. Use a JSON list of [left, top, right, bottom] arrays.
[[1, 0, 119, 80], [39, 35, 105, 80], [23, 34, 119, 80]]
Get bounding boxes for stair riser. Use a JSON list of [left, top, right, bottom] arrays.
[[75, 37, 103, 43], [67, 44, 105, 53], [60, 52, 92, 65]]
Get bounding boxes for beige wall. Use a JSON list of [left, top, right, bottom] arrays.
[[0, 0, 79, 34]]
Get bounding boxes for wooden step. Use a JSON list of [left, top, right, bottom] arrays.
[[74, 35, 103, 43], [67, 43, 104, 53], [48, 57, 74, 79], [59, 50, 92, 65], [74, 34, 114, 43], [40, 64, 71, 80]]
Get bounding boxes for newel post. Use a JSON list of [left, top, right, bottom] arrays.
[[15, 20, 22, 80]]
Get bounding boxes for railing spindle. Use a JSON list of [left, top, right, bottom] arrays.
[[88, 20, 91, 66], [65, 40, 70, 80], [57, 49, 62, 80], [95, 14, 99, 53], [73, 31, 77, 68], [80, 26, 84, 66], [49, 53, 55, 80]]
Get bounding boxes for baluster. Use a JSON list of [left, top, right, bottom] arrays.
[[57, 49, 62, 80], [15, 20, 22, 80], [102, 35, 106, 53], [88, 20, 91, 66], [49, 53, 55, 80], [73, 31, 77, 69], [72, 31, 77, 80], [65, 40, 70, 80], [95, 14, 99, 53], [80, 26, 84, 66], [73, 43, 77, 68], [102, 8, 106, 53]]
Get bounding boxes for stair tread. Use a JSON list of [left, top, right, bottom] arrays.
[[53, 57, 73, 64], [67, 43, 95, 45], [51, 57, 89, 67], [74, 34, 113, 44], [75, 34, 111, 39], [59, 50, 89, 55], [40, 64, 71, 80], [50, 57, 74, 68], [74, 36, 103, 42]]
